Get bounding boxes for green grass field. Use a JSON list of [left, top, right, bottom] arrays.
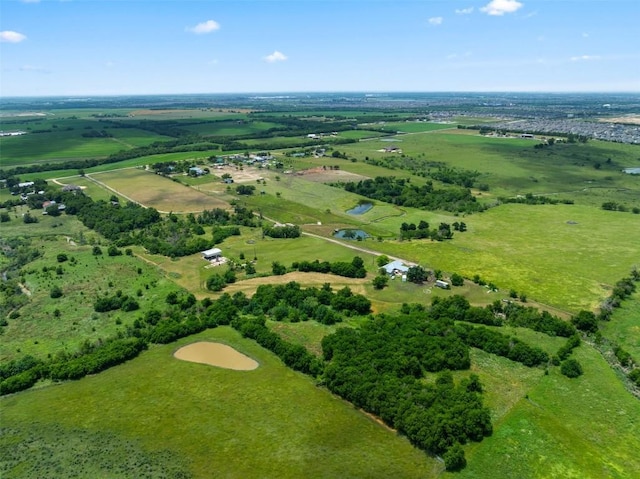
[[368, 203, 640, 312], [0, 236, 175, 363], [455, 344, 640, 479], [0, 327, 442, 479], [600, 291, 640, 362], [2, 107, 639, 479], [0, 118, 170, 165]]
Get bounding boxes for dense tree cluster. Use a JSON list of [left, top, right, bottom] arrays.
[[339, 176, 484, 214], [500, 193, 573, 205], [400, 221, 462, 241], [291, 256, 366, 278], [94, 291, 140, 313], [232, 316, 324, 376], [263, 224, 301, 239], [321, 312, 490, 465], [456, 324, 549, 367], [502, 303, 576, 337], [246, 281, 370, 322]]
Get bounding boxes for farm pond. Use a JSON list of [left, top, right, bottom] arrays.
[[334, 229, 370, 240], [174, 342, 259, 370], [346, 202, 373, 215]]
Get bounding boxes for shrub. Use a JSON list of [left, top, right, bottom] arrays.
[[206, 274, 226, 292], [450, 273, 464, 287], [444, 443, 467, 472], [560, 358, 583, 378], [50, 285, 63, 299]]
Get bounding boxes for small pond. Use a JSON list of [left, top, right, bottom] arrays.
[[346, 202, 373, 215], [334, 229, 370, 240], [623, 167, 640, 175]]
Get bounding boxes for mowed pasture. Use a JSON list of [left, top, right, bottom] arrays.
[[338, 130, 640, 207], [0, 327, 441, 479], [0, 118, 170, 166], [369, 203, 640, 312], [89, 168, 230, 212]]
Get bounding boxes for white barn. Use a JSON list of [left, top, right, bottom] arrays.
[[202, 248, 222, 260]]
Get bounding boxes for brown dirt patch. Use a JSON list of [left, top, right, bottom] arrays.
[[297, 168, 369, 183], [212, 165, 267, 183], [174, 342, 258, 370]]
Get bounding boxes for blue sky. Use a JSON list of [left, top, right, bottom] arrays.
[[1, 0, 639, 96]]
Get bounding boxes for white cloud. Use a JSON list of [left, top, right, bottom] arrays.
[[428, 17, 443, 26], [570, 55, 601, 62], [455, 7, 474, 15], [263, 51, 287, 63], [480, 0, 524, 16], [186, 20, 220, 34], [0, 31, 27, 43]]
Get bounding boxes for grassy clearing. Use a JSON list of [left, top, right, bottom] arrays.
[[455, 344, 640, 479], [0, 327, 441, 479], [0, 204, 94, 240], [137, 231, 378, 296], [0, 237, 175, 363]]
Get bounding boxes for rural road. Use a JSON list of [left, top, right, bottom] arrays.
[[301, 231, 417, 267]]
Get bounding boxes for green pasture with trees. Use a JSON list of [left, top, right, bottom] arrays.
[[1, 102, 639, 478]]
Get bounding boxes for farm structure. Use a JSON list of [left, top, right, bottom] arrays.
[[202, 248, 223, 261], [382, 260, 409, 276], [435, 280, 450, 289]]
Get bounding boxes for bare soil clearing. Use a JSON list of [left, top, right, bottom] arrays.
[[174, 342, 259, 370]]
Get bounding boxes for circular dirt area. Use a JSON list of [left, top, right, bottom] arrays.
[[174, 342, 259, 370]]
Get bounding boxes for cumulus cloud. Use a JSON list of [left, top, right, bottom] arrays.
[[455, 7, 474, 15], [0, 31, 27, 43], [428, 17, 443, 26], [263, 51, 287, 63], [186, 20, 220, 34], [480, 0, 523, 16], [570, 55, 601, 62]]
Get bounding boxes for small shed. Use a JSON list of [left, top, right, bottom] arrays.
[[435, 280, 450, 289], [202, 248, 222, 260]]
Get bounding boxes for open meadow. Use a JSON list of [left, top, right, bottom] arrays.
[[2, 100, 639, 478], [0, 327, 442, 479]]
